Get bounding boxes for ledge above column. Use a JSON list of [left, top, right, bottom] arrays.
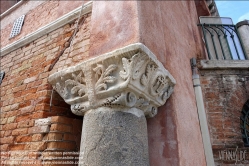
[[48, 43, 176, 117]]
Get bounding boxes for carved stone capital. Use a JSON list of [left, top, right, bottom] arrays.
[[48, 43, 176, 117]]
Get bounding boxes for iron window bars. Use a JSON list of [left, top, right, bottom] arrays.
[[198, 17, 247, 60], [240, 100, 249, 147]]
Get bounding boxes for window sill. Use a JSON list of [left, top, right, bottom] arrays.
[[200, 60, 249, 69]]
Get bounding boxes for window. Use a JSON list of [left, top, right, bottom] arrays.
[[0, 71, 5, 85], [10, 15, 25, 38], [240, 99, 249, 146]]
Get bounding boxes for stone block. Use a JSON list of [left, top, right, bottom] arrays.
[[28, 126, 50, 134], [35, 117, 51, 126]]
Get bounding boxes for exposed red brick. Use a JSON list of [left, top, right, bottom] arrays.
[[0, 131, 5, 137], [16, 114, 31, 123], [9, 144, 26, 151], [4, 130, 12, 137], [5, 110, 18, 118], [0, 8, 90, 163], [64, 134, 75, 141], [0, 136, 14, 144], [50, 124, 71, 133], [32, 111, 53, 119], [0, 118, 7, 125], [45, 133, 63, 141], [2, 123, 17, 130], [26, 142, 47, 151], [47, 142, 76, 150], [51, 116, 73, 125], [37, 84, 52, 91], [12, 128, 28, 136], [20, 106, 35, 115], [50, 106, 68, 114], [21, 87, 38, 96], [35, 104, 50, 111], [19, 100, 32, 109], [0, 144, 9, 151], [32, 134, 44, 142], [12, 84, 27, 93], [201, 71, 248, 164], [13, 91, 22, 98], [24, 93, 37, 101], [14, 96, 24, 103], [16, 135, 32, 143], [26, 80, 43, 89]]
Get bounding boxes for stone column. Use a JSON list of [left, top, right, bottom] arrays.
[[48, 43, 175, 166], [236, 20, 249, 59]]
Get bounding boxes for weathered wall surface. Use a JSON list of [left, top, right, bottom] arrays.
[[0, 3, 91, 163], [0, 1, 17, 14], [89, 1, 139, 58], [89, 1, 206, 165], [138, 1, 206, 165], [200, 69, 249, 165], [0, 1, 87, 48]]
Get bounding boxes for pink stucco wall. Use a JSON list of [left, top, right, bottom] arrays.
[[89, 1, 140, 57], [138, 1, 206, 165]]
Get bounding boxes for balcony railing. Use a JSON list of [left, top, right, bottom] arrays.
[[198, 17, 248, 60]]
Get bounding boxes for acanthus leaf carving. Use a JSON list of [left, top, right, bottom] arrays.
[[54, 82, 66, 98], [94, 64, 117, 93], [48, 43, 176, 117], [131, 54, 145, 80], [141, 64, 157, 86], [120, 58, 131, 80], [65, 71, 86, 97], [120, 53, 145, 81]]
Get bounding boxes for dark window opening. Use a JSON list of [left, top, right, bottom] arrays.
[[0, 71, 5, 85], [240, 99, 249, 147]]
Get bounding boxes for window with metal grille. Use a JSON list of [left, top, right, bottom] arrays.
[[240, 99, 249, 147], [9, 14, 25, 38]]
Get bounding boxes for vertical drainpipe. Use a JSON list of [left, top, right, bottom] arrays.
[[190, 58, 215, 166]]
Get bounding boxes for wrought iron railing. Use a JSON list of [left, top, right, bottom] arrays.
[[198, 23, 247, 60]]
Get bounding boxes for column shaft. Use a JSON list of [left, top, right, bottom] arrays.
[[79, 107, 149, 166]]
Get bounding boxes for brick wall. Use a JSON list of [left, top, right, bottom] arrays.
[[1, 1, 86, 48], [200, 69, 249, 165], [0, 12, 91, 165]]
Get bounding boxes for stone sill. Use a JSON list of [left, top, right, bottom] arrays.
[[200, 60, 249, 70]]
